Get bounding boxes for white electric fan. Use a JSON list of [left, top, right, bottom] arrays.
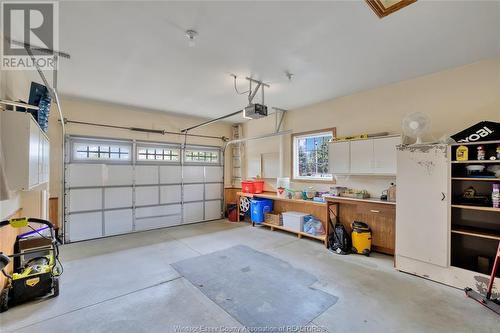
[[402, 112, 431, 144]]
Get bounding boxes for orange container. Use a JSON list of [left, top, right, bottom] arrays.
[[241, 181, 256, 193], [253, 180, 265, 194]]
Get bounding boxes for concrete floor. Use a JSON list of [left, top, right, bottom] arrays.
[[0, 220, 498, 333]]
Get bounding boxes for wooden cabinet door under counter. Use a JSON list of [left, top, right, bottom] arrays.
[[326, 197, 396, 255]]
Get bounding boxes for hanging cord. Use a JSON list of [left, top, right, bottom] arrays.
[[180, 130, 189, 223], [232, 75, 250, 95]]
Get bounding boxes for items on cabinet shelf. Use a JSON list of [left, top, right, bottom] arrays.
[[333, 132, 389, 142], [456, 186, 491, 206], [264, 212, 282, 226], [493, 184, 499, 209], [466, 165, 485, 176], [456, 145, 468, 161], [477, 145, 486, 160], [303, 215, 325, 236]]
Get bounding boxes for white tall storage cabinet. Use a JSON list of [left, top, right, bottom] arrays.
[[396, 145, 450, 267], [395, 144, 498, 294], [0, 111, 50, 190]]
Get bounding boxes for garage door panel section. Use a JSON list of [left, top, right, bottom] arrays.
[[104, 187, 133, 209], [104, 209, 133, 236], [160, 185, 181, 204], [159, 165, 181, 184], [135, 216, 180, 231], [183, 166, 204, 183], [205, 200, 222, 220], [68, 188, 102, 212], [135, 204, 181, 219], [103, 165, 133, 186], [135, 204, 181, 230], [205, 183, 222, 200], [205, 166, 223, 182], [68, 212, 102, 242], [183, 202, 204, 224], [184, 184, 204, 202], [135, 165, 159, 185], [67, 164, 104, 187], [135, 186, 159, 206]]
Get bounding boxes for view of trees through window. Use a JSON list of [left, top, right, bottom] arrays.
[[295, 132, 332, 179]]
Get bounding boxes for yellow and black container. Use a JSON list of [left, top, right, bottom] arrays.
[[351, 221, 372, 256]]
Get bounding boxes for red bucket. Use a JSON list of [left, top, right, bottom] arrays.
[[241, 181, 255, 193], [253, 180, 264, 194]]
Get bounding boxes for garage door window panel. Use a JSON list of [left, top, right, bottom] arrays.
[[72, 141, 131, 162]]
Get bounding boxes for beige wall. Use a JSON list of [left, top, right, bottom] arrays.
[[242, 57, 500, 196], [47, 97, 232, 224]]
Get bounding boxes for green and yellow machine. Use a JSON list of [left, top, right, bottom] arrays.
[[0, 218, 62, 312]]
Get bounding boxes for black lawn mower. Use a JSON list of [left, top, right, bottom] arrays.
[[0, 218, 62, 312]]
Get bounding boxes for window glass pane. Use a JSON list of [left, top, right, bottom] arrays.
[[185, 149, 219, 163], [73, 142, 131, 161], [136, 146, 180, 162], [294, 132, 332, 180]]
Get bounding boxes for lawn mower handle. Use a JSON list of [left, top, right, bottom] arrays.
[[0, 218, 54, 229]]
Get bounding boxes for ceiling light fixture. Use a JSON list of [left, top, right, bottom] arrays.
[[185, 29, 198, 47]]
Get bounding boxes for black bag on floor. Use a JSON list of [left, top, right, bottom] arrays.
[[329, 222, 351, 255]]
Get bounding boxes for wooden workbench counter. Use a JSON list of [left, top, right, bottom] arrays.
[[326, 196, 395, 255], [236, 191, 329, 247]]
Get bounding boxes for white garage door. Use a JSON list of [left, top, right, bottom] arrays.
[[64, 136, 223, 242]]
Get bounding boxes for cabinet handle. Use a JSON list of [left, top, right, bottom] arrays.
[[370, 209, 380, 213], [441, 192, 446, 201]]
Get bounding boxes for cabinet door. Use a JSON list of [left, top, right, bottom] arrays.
[[373, 136, 400, 174], [41, 136, 50, 183], [396, 145, 449, 267], [328, 141, 350, 174], [28, 120, 40, 188], [349, 140, 373, 174]]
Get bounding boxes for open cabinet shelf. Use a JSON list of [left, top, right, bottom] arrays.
[[450, 139, 500, 277], [451, 204, 500, 213], [451, 226, 500, 241], [452, 177, 500, 181], [451, 160, 500, 164]]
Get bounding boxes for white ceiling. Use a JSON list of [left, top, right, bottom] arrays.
[[58, 1, 500, 121]]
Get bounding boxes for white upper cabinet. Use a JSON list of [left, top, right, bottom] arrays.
[[373, 136, 400, 174], [1, 111, 50, 191], [349, 139, 373, 174], [329, 136, 400, 175], [328, 141, 350, 174]]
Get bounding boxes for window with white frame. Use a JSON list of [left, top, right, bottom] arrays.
[[73, 141, 131, 161], [137, 146, 180, 162], [184, 149, 219, 163], [292, 129, 334, 181]]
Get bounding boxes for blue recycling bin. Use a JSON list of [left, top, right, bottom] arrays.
[[250, 198, 274, 224]]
